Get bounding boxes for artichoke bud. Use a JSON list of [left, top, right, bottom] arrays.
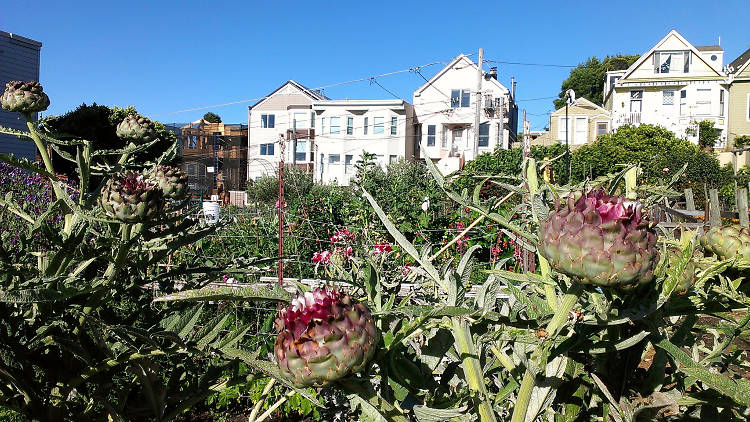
[[116, 115, 158, 143], [1, 81, 50, 113], [700, 225, 750, 260], [538, 189, 659, 289], [150, 165, 189, 200], [100, 172, 162, 223], [274, 287, 379, 387]]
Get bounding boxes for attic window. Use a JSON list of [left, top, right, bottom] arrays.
[[711, 55, 718, 61], [654, 51, 690, 74]]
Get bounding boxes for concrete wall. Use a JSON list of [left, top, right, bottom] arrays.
[[0, 31, 42, 160]]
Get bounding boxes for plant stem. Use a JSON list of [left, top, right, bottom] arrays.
[[252, 390, 295, 422], [452, 317, 498, 422], [104, 224, 133, 281], [24, 115, 66, 202], [248, 378, 276, 422], [510, 283, 584, 422], [338, 379, 410, 422]]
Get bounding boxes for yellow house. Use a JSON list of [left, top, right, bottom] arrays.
[[728, 47, 750, 148], [548, 97, 612, 148]]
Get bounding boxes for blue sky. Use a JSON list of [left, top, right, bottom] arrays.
[[3, 0, 749, 132]]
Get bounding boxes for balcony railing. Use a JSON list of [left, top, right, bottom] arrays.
[[617, 112, 641, 125]]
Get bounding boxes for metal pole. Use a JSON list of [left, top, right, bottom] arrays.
[[473, 48, 484, 160], [565, 102, 569, 181], [277, 134, 285, 286]]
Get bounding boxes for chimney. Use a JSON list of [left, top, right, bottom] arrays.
[[489, 67, 498, 80]]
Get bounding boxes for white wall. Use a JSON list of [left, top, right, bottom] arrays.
[[413, 56, 512, 162], [313, 104, 410, 185]]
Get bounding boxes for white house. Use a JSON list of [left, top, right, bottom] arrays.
[[603, 30, 728, 146], [413, 54, 517, 173], [312, 100, 416, 185], [247, 80, 327, 180]]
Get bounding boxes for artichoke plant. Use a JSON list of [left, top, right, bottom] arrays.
[[150, 164, 189, 200], [116, 114, 158, 143], [274, 287, 378, 387], [538, 189, 659, 289], [700, 225, 750, 260], [100, 172, 162, 223], [1, 80, 50, 113]]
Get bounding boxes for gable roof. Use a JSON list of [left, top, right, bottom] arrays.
[[695, 45, 723, 51], [728, 46, 750, 75], [250, 80, 328, 109], [620, 30, 725, 80], [413, 54, 509, 97], [550, 97, 610, 116]]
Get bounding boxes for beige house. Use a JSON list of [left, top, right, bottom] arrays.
[[727, 47, 750, 148], [549, 97, 611, 148]]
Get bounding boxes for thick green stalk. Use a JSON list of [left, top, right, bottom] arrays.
[[24, 115, 66, 202], [510, 283, 583, 422], [104, 224, 133, 281], [452, 317, 497, 422], [248, 378, 276, 421]]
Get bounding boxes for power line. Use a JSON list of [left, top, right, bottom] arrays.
[[483, 59, 578, 68]]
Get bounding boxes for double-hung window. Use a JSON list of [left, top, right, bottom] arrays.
[[295, 140, 306, 162], [329, 154, 340, 164], [330, 117, 340, 134], [696, 89, 711, 115], [427, 125, 436, 146], [347, 117, 354, 135], [557, 117, 570, 141], [390, 116, 397, 135], [345, 155, 353, 173], [450, 89, 471, 108], [719, 90, 725, 117], [373, 117, 384, 134], [259, 143, 274, 155], [261, 114, 275, 128], [364, 117, 369, 135], [478, 123, 490, 147], [630, 90, 643, 113], [321, 117, 326, 134]]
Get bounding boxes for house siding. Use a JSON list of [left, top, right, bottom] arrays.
[[548, 99, 611, 147], [728, 61, 750, 148], [0, 31, 42, 160]]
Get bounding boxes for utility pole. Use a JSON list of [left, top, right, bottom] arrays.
[[473, 48, 484, 160], [277, 134, 285, 286]]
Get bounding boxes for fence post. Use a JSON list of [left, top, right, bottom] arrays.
[[684, 188, 695, 211], [709, 188, 721, 227], [738, 188, 749, 228]]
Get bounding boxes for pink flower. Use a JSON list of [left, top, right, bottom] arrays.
[[329, 228, 356, 243], [371, 243, 392, 254], [456, 221, 465, 230], [312, 250, 332, 264], [402, 264, 412, 276], [274, 200, 287, 209]]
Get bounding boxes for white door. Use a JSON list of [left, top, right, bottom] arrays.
[[574, 117, 588, 145], [452, 128, 464, 152]]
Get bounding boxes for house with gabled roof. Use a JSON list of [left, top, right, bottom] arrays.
[[412, 54, 517, 174], [549, 97, 611, 147], [727, 46, 750, 149], [247, 80, 327, 180], [603, 30, 729, 146]]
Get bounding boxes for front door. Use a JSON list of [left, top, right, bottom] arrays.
[[452, 128, 464, 153]]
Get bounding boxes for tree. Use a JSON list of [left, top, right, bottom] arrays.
[[697, 119, 721, 150], [553, 55, 640, 109], [203, 112, 222, 123]]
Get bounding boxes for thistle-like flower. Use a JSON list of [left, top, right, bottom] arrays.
[[274, 287, 378, 387], [700, 225, 750, 260], [149, 165, 189, 200], [538, 189, 658, 289], [1, 81, 50, 113], [116, 115, 158, 143], [100, 172, 162, 223]]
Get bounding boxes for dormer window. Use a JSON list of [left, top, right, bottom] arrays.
[[654, 51, 690, 74]]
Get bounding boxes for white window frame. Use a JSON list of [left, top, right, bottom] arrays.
[[364, 117, 369, 135], [390, 116, 398, 135], [746, 93, 750, 122], [373, 117, 384, 134], [427, 124, 436, 146], [557, 116, 570, 141], [261, 114, 275, 128], [259, 143, 274, 156], [329, 154, 340, 164], [346, 116, 354, 135], [696, 88, 712, 115], [330, 116, 340, 134], [574, 116, 588, 145], [662, 90, 675, 105]]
